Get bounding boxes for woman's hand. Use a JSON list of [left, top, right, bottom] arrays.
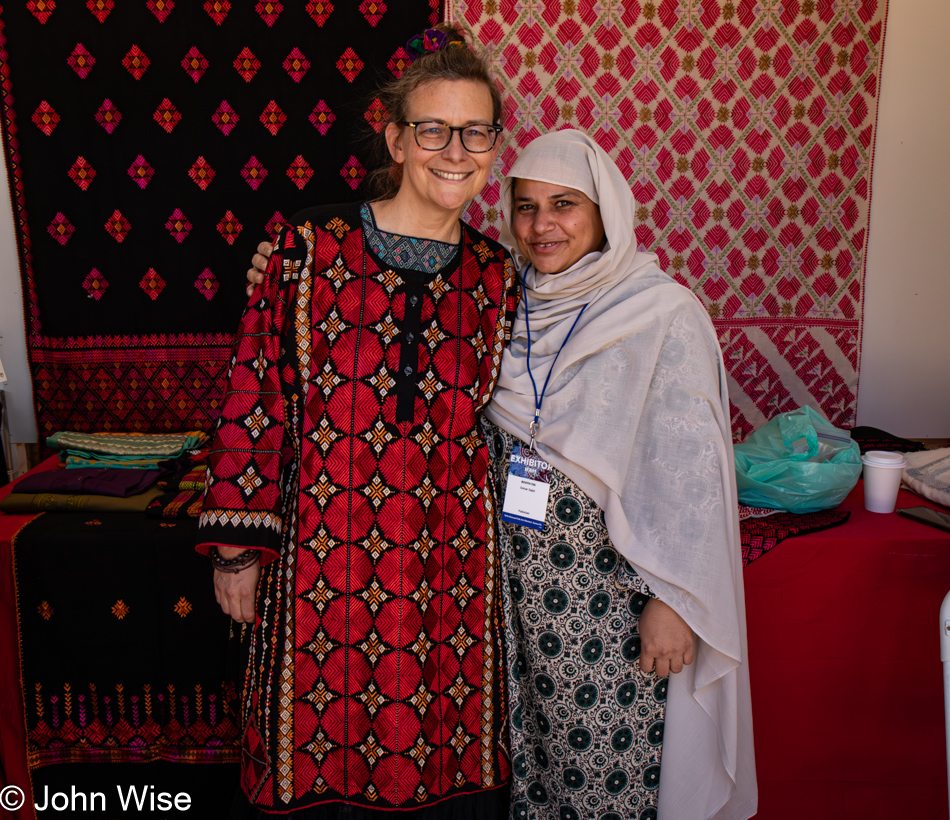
[[246, 241, 274, 297], [213, 546, 261, 623], [638, 597, 694, 677]]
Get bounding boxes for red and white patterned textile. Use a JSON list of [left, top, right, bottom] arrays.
[[447, 0, 888, 438]]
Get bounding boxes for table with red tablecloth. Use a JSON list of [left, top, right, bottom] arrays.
[[3, 462, 950, 819], [0, 458, 238, 820], [745, 483, 950, 819]]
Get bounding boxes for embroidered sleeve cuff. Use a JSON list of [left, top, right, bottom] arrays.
[[196, 509, 282, 563]]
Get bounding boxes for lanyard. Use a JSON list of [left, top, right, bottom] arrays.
[[521, 268, 587, 451]]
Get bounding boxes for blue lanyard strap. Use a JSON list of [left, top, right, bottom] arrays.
[[521, 268, 587, 450]]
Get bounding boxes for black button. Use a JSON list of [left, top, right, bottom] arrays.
[[406, 333, 414, 343], [409, 295, 419, 307], [404, 366, 413, 376]]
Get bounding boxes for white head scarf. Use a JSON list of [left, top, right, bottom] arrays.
[[485, 130, 757, 820], [499, 129, 659, 326]]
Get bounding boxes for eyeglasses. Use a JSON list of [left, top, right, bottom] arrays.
[[400, 121, 502, 153]]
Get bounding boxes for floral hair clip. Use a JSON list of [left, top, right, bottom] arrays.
[[405, 28, 465, 62]]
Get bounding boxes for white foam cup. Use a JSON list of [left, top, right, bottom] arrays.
[[860, 450, 907, 513]]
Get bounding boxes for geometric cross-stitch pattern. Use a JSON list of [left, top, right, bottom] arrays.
[[199, 205, 516, 809], [449, 0, 889, 437], [0, 2, 439, 441], [740, 506, 851, 565]]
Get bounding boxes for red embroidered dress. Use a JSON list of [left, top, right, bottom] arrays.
[[199, 203, 517, 812]]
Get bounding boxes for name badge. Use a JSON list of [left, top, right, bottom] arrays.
[[501, 445, 551, 530]]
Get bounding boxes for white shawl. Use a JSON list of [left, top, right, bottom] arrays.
[[484, 130, 756, 820]]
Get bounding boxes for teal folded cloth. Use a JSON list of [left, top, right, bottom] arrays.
[[46, 431, 207, 469]]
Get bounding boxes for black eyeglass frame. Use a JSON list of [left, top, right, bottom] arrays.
[[399, 121, 503, 153]]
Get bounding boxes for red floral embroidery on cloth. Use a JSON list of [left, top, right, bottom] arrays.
[[199, 204, 516, 810]]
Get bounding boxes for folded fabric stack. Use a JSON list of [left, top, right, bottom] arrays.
[[902, 447, 950, 508], [0, 431, 208, 514], [145, 463, 209, 519], [46, 430, 207, 469]]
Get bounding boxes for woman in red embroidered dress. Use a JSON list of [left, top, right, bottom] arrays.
[[200, 26, 516, 819]]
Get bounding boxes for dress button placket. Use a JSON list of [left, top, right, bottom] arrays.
[[395, 281, 425, 422]]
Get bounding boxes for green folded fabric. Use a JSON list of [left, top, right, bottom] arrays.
[[157, 465, 208, 493], [0, 486, 162, 513], [64, 455, 171, 470], [45, 431, 208, 470], [47, 431, 206, 457], [146, 490, 204, 519]]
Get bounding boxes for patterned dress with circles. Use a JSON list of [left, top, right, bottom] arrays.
[[484, 420, 667, 820]]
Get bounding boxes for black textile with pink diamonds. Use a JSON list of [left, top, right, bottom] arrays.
[[0, 1, 438, 438]]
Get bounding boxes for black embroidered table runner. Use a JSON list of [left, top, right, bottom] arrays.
[[13, 512, 238, 767], [740, 508, 851, 566]]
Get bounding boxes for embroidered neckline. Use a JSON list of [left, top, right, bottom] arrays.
[[360, 203, 459, 273]]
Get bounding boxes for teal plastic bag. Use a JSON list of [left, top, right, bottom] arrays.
[[734, 406, 861, 513]]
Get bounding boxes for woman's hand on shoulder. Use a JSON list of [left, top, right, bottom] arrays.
[[638, 597, 694, 677], [246, 241, 274, 297]]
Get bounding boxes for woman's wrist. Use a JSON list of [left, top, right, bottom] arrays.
[[209, 545, 261, 574]]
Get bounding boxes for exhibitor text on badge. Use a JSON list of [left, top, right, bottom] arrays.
[[32, 784, 192, 812]]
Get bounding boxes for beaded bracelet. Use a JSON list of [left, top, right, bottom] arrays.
[[209, 545, 261, 574]]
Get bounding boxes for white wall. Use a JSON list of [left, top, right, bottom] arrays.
[[856, 0, 950, 437], [0, 2, 948, 443]]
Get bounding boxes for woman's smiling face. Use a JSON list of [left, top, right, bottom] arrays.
[[510, 178, 606, 274], [385, 78, 498, 216]]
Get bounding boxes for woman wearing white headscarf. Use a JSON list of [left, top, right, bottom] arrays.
[[483, 129, 756, 820]]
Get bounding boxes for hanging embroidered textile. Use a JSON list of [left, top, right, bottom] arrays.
[[448, 0, 888, 435], [0, 1, 439, 439]]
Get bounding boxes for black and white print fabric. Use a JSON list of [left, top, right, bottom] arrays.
[[486, 421, 667, 820]]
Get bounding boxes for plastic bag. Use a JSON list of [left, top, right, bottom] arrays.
[[733, 405, 861, 513]]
